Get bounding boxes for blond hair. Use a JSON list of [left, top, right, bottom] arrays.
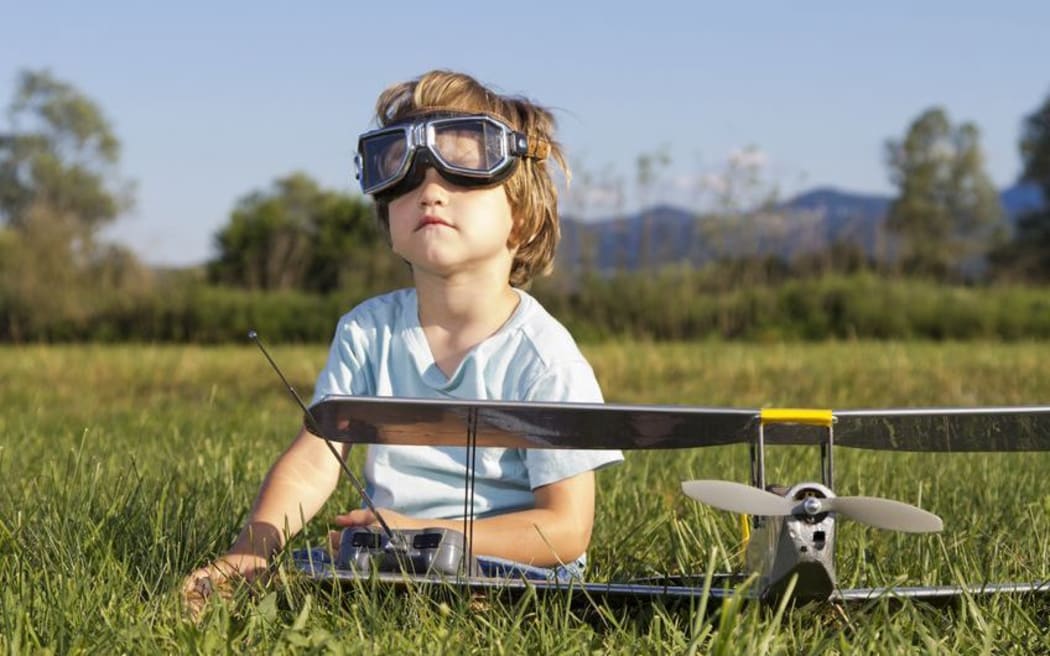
[[371, 70, 569, 287]]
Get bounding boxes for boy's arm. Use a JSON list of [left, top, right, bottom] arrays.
[[224, 426, 345, 562], [183, 426, 342, 615], [334, 470, 596, 567]]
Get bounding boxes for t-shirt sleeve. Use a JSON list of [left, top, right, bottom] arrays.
[[310, 315, 374, 405], [521, 360, 624, 489]]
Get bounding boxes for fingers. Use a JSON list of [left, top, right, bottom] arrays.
[[181, 565, 233, 624], [333, 509, 375, 527], [180, 556, 265, 624], [329, 508, 391, 554]]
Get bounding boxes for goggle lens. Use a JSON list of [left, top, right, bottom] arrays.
[[431, 120, 504, 172], [359, 129, 410, 190]]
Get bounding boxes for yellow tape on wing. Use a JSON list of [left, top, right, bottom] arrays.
[[760, 408, 834, 427], [739, 514, 751, 564]]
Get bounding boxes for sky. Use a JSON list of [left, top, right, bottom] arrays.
[[2, 1, 1048, 266]]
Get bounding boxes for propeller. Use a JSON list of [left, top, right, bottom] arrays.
[[681, 480, 943, 533]]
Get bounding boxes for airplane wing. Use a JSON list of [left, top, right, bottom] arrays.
[[293, 552, 1050, 609], [308, 395, 757, 449], [756, 406, 1050, 451], [834, 581, 1050, 606], [308, 396, 1050, 452]]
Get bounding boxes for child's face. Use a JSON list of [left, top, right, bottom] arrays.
[[386, 165, 516, 281]]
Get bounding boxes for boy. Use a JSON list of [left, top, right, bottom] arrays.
[[183, 70, 622, 614]]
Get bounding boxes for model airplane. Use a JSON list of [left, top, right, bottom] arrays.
[[298, 395, 1050, 605], [251, 333, 1050, 606]]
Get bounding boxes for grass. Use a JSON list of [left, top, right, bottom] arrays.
[[2, 341, 1050, 653]]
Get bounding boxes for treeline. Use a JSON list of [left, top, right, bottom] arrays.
[[537, 271, 1050, 342], [2, 271, 1048, 343], [2, 70, 1050, 343]]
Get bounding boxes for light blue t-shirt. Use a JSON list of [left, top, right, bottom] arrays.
[[310, 287, 623, 520]]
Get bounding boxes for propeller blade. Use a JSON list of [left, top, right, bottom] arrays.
[[822, 496, 943, 533], [681, 480, 796, 516]]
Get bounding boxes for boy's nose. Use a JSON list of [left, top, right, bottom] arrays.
[[417, 168, 450, 206]]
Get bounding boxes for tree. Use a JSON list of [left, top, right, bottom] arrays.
[[210, 173, 317, 290], [1021, 92, 1050, 188], [992, 92, 1050, 281], [884, 107, 1005, 278], [307, 185, 399, 294], [0, 70, 141, 340], [693, 146, 783, 285], [0, 69, 132, 235], [209, 172, 400, 293]]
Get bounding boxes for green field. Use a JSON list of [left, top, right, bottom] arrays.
[[2, 342, 1050, 654]]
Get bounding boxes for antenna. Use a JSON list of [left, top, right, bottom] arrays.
[[248, 329, 396, 542]]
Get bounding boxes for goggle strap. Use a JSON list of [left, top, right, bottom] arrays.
[[508, 131, 551, 161], [525, 136, 551, 160]]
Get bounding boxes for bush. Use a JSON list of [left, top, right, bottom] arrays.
[[3, 268, 1050, 343], [531, 271, 1050, 343]]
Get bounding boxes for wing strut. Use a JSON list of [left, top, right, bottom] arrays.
[[461, 408, 479, 578], [755, 409, 836, 489]]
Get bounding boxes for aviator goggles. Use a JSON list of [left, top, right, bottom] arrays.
[[354, 114, 547, 198]]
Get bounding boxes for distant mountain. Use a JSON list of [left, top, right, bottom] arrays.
[[776, 187, 889, 231], [559, 205, 699, 271], [779, 183, 1043, 227], [558, 183, 1044, 271], [1000, 183, 1046, 217]]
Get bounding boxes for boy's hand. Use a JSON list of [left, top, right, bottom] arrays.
[[180, 553, 268, 623], [329, 508, 419, 551], [333, 507, 414, 528]]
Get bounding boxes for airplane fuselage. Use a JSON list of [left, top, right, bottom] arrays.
[[747, 482, 838, 602]]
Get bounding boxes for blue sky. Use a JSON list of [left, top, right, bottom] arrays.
[[3, 1, 1048, 266]]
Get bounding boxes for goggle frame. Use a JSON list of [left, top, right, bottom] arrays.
[[354, 114, 531, 198]]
